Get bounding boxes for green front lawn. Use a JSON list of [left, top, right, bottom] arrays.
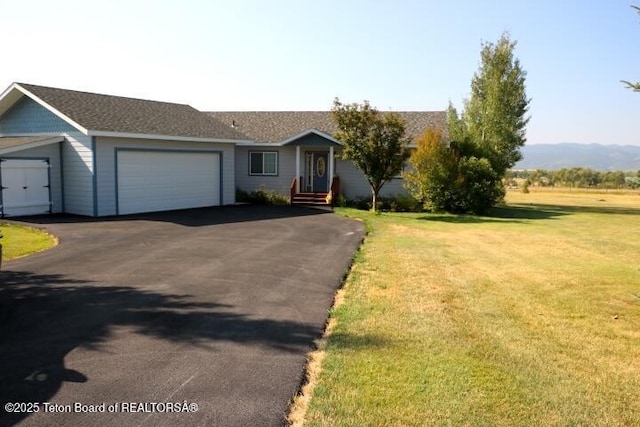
[[0, 223, 57, 261], [299, 190, 640, 426]]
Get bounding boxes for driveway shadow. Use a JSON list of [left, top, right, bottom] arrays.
[[510, 203, 640, 216], [11, 205, 333, 228], [0, 270, 321, 426], [417, 205, 568, 224]]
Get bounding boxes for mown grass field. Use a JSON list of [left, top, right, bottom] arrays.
[[297, 188, 640, 426], [0, 222, 56, 261]]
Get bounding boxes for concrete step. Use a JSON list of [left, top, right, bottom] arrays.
[[292, 192, 330, 205]]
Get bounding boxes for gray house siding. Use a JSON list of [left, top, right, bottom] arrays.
[[62, 134, 95, 216], [380, 177, 409, 197], [95, 137, 236, 216], [335, 159, 408, 200], [0, 96, 78, 134], [235, 145, 296, 196]]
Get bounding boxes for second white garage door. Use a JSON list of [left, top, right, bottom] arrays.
[[117, 150, 221, 215]]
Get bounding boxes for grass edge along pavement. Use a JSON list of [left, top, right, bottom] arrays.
[[288, 230, 367, 427], [0, 222, 57, 262], [294, 189, 640, 426]]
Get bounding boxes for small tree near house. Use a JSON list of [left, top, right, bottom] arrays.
[[332, 98, 410, 211], [404, 127, 504, 214], [403, 128, 457, 212]]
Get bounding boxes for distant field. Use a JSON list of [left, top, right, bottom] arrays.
[[508, 187, 640, 218], [295, 190, 640, 426], [512, 185, 640, 198]]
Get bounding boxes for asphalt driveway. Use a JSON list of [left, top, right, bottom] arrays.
[[0, 205, 364, 427]]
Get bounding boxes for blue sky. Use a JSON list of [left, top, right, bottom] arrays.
[[1, 0, 638, 145]]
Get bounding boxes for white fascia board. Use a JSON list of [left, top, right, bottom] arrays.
[[14, 84, 89, 135], [0, 83, 27, 117], [0, 132, 76, 138], [88, 130, 251, 144], [0, 83, 17, 100], [0, 83, 20, 105], [0, 136, 64, 155], [235, 141, 284, 147]]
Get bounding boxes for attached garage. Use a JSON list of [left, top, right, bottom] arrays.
[[0, 158, 51, 217], [0, 83, 248, 217], [116, 150, 221, 215]]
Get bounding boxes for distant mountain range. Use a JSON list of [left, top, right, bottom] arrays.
[[515, 143, 640, 171]]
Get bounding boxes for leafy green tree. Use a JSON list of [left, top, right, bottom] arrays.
[[626, 176, 640, 188], [542, 168, 632, 189], [529, 169, 551, 186], [446, 102, 466, 144], [405, 129, 504, 214], [332, 98, 410, 211], [453, 153, 505, 214], [421, 33, 530, 214], [404, 128, 457, 211], [463, 33, 531, 176], [603, 171, 626, 188], [622, 6, 640, 91]]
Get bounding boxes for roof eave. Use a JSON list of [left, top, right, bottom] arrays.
[[88, 130, 251, 144], [0, 135, 65, 155], [235, 141, 284, 147]]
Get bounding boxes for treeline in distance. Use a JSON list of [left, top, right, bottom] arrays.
[[507, 168, 640, 189]]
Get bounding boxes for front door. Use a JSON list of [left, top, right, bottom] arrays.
[[305, 152, 329, 192]]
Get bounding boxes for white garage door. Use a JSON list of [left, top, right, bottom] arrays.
[[0, 159, 51, 217], [117, 150, 221, 215]]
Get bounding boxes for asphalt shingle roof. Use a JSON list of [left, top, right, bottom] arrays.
[[206, 111, 447, 143], [17, 83, 247, 141]]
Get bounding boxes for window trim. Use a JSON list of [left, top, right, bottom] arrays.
[[249, 150, 278, 176]]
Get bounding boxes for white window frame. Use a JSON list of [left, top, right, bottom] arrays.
[[249, 151, 278, 176]]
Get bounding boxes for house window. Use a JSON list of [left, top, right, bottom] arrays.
[[249, 151, 278, 175]]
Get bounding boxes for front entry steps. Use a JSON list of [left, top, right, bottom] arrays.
[[291, 192, 330, 206]]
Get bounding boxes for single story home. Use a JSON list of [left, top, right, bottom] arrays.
[[0, 83, 445, 217], [207, 111, 446, 204]]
